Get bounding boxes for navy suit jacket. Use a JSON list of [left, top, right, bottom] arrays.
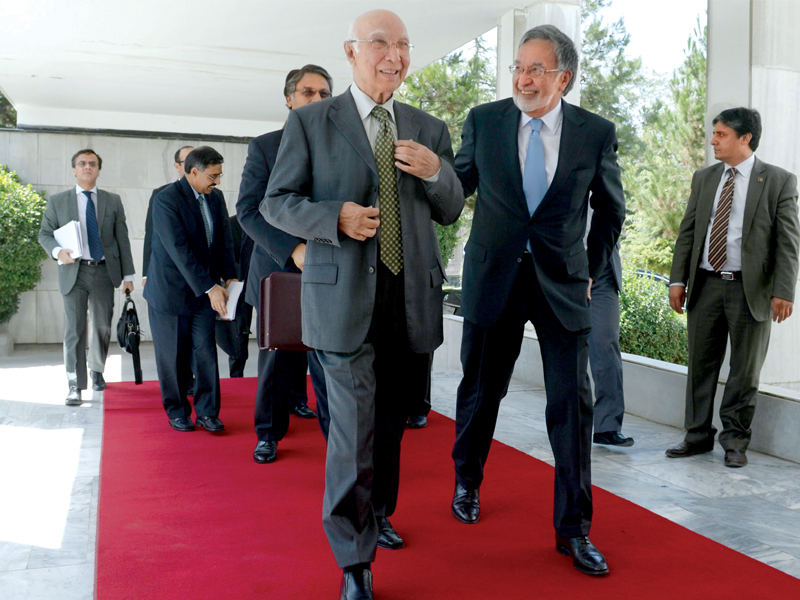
[[456, 99, 626, 331], [235, 129, 306, 307], [143, 177, 237, 315]]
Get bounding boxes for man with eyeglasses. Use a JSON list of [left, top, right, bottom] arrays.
[[144, 146, 238, 433], [236, 65, 333, 466], [450, 25, 625, 576], [39, 148, 136, 405], [264, 9, 464, 600]]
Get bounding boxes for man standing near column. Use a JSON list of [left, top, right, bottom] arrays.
[[39, 149, 135, 405], [144, 146, 237, 433], [264, 10, 464, 599], [450, 25, 625, 576], [667, 107, 799, 467], [236, 65, 333, 465]]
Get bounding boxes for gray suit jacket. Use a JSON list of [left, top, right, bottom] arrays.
[[671, 157, 800, 321], [39, 188, 135, 295], [263, 89, 465, 354]]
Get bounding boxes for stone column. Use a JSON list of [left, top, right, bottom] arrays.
[[707, 0, 800, 386], [496, 1, 581, 103]]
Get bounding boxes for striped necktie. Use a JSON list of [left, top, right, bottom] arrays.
[[198, 194, 213, 247], [708, 168, 737, 271]]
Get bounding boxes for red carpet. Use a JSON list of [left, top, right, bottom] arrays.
[[97, 378, 800, 599]]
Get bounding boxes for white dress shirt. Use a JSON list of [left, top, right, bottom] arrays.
[[699, 154, 755, 272], [518, 101, 563, 187]]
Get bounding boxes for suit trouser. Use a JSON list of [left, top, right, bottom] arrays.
[[588, 260, 625, 433], [228, 301, 253, 377], [148, 305, 221, 420], [453, 255, 594, 537], [318, 263, 429, 568], [685, 271, 771, 451], [408, 353, 433, 419], [62, 262, 115, 390]]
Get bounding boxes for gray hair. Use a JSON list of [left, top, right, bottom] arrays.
[[346, 20, 360, 53], [518, 25, 578, 95], [283, 64, 334, 98]]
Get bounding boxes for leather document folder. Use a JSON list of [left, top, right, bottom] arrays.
[[258, 272, 311, 351]]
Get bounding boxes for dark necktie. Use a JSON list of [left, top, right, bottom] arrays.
[[83, 190, 104, 260], [198, 194, 213, 247], [371, 105, 403, 275], [708, 168, 737, 271]]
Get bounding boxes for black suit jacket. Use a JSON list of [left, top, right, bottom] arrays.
[[142, 183, 170, 278], [236, 129, 306, 307], [143, 177, 237, 315], [456, 99, 626, 331]]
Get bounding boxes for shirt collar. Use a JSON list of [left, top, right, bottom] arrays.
[[725, 153, 755, 178], [518, 100, 563, 134], [350, 83, 395, 123], [75, 185, 98, 196]]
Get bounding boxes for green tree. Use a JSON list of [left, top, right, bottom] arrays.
[[397, 38, 496, 267], [622, 23, 707, 274], [0, 165, 47, 324], [0, 88, 16, 128]]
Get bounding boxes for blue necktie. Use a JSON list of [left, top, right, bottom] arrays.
[[198, 194, 213, 247], [523, 119, 547, 216], [83, 190, 104, 260]]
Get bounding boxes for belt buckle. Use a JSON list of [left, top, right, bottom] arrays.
[[720, 271, 735, 281]]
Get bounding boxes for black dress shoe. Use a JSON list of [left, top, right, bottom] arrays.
[[340, 568, 373, 600], [593, 431, 634, 447], [406, 415, 427, 429], [665, 439, 714, 458], [169, 417, 195, 432], [724, 449, 748, 468], [253, 440, 277, 463], [196, 416, 225, 432], [555, 534, 609, 576], [291, 404, 317, 419], [90, 370, 106, 391], [65, 386, 82, 406], [376, 516, 404, 549], [452, 481, 480, 524]]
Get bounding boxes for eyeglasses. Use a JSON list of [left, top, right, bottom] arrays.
[[76, 160, 98, 168], [509, 64, 562, 78], [349, 38, 414, 57], [202, 172, 222, 183], [294, 87, 331, 99]]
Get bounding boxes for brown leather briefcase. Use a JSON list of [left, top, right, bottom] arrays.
[[258, 272, 311, 351]]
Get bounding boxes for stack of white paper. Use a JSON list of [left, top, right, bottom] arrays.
[[54, 221, 83, 259], [218, 281, 244, 320]]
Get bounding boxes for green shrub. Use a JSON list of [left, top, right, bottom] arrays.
[[0, 165, 47, 324], [619, 265, 688, 365]]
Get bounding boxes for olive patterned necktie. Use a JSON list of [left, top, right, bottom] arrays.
[[371, 105, 403, 275]]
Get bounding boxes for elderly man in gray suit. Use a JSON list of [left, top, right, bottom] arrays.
[[264, 9, 464, 599], [39, 148, 135, 405], [667, 107, 799, 468]]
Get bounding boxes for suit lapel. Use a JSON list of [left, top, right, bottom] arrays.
[[329, 89, 378, 178], [535, 101, 586, 215], [68, 189, 79, 223], [95, 190, 107, 234], [393, 101, 421, 193], [179, 178, 204, 239], [741, 157, 766, 242], [498, 100, 526, 214], [696, 163, 725, 235]]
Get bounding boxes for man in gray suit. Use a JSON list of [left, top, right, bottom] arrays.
[[264, 10, 464, 599], [39, 149, 135, 405], [667, 107, 799, 467]]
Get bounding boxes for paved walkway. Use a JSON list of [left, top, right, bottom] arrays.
[[1, 342, 799, 598]]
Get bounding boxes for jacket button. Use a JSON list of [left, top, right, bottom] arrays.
[[368, 266, 375, 274], [517, 257, 522, 263]]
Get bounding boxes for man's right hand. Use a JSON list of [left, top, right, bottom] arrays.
[[58, 249, 76, 264], [669, 285, 686, 314], [291, 243, 307, 271], [207, 284, 229, 317], [338, 202, 380, 241]]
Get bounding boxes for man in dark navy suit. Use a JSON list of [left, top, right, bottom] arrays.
[[236, 64, 333, 463], [144, 146, 237, 433], [450, 25, 625, 576]]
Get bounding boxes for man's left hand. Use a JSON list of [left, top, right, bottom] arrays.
[[587, 278, 594, 301], [224, 278, 239, 289], [122, 281, 134, 294], [394, 140, 441, 180], [772, 297, 794, 323]]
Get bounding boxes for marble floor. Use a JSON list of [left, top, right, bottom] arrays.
[[1, 342, 799, 599]]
